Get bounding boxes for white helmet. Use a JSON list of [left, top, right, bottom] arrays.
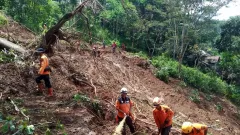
[[120, 87, 128, 94], [153, 97, 161, 106]]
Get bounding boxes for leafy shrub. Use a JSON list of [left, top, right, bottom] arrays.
[[0, 13, 8, 26], [153, 55, 228, 94], [215, 103, 223, 112], [204, 94, 212, 101], [0, 49, 16, 63], [0, 114, 34, 135], [152, 55, 240, 106], [189, 90, 201, 103], [73, 94, 103, 117], [225, 85, 240, 104], [152, 56, 179, 78], [134, 51, 148, 59], [156, 67, 169, 83], [179, 81, 187, 87], [126, 46, 140, 53]]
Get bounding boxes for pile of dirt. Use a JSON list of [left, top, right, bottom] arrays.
[[0, 21, 240, 135]]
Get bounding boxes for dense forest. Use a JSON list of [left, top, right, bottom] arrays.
[[0, 0, 239, 103]]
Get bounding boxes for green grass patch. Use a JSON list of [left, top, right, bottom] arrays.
[[0, 49, 16, 63], [0, 12, 7, 26], [152, 55, 240, 105]]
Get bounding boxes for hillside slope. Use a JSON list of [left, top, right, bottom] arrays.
[[0, 21, 239, 135]]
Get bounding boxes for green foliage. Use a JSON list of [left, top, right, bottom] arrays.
[[152, 56, 179, 78], [204, 94, 212, 101], [215, 103, 223, 112], [156, 68, 169, 83], [73, 94, 103, 116], [153, 55, 228, 94], [179, 81, 187, 87], [0, 49, 16, 63], [3, 0, 62, 32], [152, 55, 240, 105], [219, 52, 240, 85], [189, 90, 201, 103], [134, 51, 148, 59], [56, 121, 67, 135], [45, 128, 52, 135], [215, 16, 240, 53], [18, 123, 35, 135], [0, 12, 7, 26], [0, 114, 35, 135]]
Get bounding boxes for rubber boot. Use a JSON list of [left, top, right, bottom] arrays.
[[48, 88, 53, 97], [37, 83, 44, 91], [36, 83, 44, 95]]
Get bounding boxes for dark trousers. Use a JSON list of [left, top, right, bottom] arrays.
[[161, 125, 172, 135], [112, 47, 116, 53], [36, 75, 52, 88], [118, 116, 135, 135]]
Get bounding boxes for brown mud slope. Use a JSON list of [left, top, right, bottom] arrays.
[[0, 22, 240, 135]]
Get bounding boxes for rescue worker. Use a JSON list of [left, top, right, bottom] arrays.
[[115, 87, 135, 135], [112, 42, 117, 53], [153, 97, 174, 135], [181, 122, 208, 135], [35, 48, 53, 96]]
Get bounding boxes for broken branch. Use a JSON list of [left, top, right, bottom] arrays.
[[8, 97, 29, 121], [90, 79, 97, 97]]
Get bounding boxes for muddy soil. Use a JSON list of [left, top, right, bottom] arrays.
[[0, 21, 239, 135]]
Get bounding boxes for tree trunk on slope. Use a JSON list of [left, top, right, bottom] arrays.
[[42, 0, 89, 53], [0, 37, 27, 54]]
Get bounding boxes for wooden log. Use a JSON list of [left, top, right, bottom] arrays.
[[0, 37, 27, 54], [43, 0, 89, 52]]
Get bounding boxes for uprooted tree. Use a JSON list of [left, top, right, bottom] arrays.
[[41, 0, 103, 53]]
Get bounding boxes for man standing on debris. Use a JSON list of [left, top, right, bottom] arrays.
[[112, 41, 117, 53], [35, 48, 53, 97], [153, 97, 174, 135], [181, 122, 208, 135], [115, 87, 135, 135]]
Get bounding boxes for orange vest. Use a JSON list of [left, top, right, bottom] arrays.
[[115, 97, 134, 118], [153, 105, 174, 128], [190, 123, 208, 135], [39, 54, 50, 75]]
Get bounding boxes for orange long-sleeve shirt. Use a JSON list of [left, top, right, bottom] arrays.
[[39, 54, 50, 75], [115, 96, 134, 118], [186, 123, 208, 135], [153, 105, 174, 129]]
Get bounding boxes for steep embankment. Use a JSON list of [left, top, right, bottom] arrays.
[[0, 21, 239, 135]]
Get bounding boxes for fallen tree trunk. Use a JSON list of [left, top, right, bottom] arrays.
[[0, 37, 27, 54], [42, 0, 90, 53]]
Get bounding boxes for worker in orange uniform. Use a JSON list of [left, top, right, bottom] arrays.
[[153, 97, 174, 135], [115, 87, 135, 135], [181, 122, 208, 135], [35, 48, 53, 96], [112, 42, 117, 53]]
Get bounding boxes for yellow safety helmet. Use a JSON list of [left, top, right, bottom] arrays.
[[182, 122, 193, 134]]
